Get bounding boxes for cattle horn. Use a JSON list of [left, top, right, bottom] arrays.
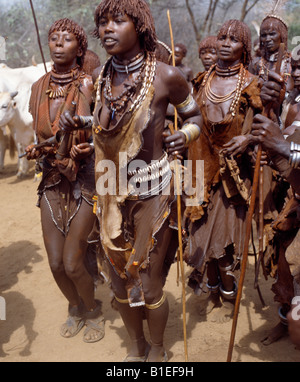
[[10, 91, 18, 99]]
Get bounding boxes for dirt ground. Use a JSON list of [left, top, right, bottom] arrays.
[[0, 152, 299, 364]]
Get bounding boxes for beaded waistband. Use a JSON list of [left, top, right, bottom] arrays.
[[127, 153, 172, 199]]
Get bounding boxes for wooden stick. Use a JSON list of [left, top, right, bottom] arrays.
[[167, 9, 188, 362], [227, 42, 286, 362], [227, 145, 262, 362], [29, 0, 48, 74]]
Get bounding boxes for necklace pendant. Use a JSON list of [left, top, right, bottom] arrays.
[[111, 107, 116, 120]]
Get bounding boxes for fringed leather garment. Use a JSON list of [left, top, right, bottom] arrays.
[[29, 68, 95, 235], [184, 69, 263, 293], [92, 58, 176, 307]]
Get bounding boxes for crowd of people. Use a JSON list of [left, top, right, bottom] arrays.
[[24, 0, 300, 361]]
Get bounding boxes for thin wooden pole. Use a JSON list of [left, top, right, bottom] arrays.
[[227, 145, 262, 362], [227, 42, 286, 361], [167, 9, 188, 362], [29, 0, 47, 73]]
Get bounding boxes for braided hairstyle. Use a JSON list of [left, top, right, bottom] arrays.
[[198, 36, 217, 54], [260, 16, 288, 56], [93, 0, 157, 52], [48, 18, 88, 68], [217, 19, 252, 66]]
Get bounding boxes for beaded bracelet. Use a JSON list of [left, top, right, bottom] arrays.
[[180, 123, 201, 146], [289, 141, 300, 168]]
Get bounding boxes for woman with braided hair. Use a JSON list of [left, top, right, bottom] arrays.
[[25, 18, 104, 343], [184, 19, 263, 322], [198, 36, 218, 72], [60, 0, 202, 362], [250, 14, 292, 91]]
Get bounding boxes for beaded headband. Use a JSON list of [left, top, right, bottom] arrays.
[[262, 14, 288, 30]]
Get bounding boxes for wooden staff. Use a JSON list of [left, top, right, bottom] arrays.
[[227, 42, 286, 362], [167, 9, 188, 362], [254, 43, 286, 286], [29, 0, 48, 73]]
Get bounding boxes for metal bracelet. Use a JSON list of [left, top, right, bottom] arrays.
[[206, 281, 220, 292], [219, 282, 237, 301], [180, 123, 201, 146], [175, 93, 196, 114], [278, 306, 288, 326], [289, 141, 300, 168], [79, 115, 93, 129]]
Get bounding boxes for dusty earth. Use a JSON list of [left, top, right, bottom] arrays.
[[0, 152, 299, 365]]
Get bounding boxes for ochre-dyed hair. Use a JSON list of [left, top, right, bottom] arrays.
[[175, 43, 187, 57], [48, 18, 88, 68], [155, 40, 172, 64], [93, 0, 157, 52], [260, 16, 288, 55], [82, 49, 101, 75], [198, 36, 217, 53], [217, 19, 252, 66]]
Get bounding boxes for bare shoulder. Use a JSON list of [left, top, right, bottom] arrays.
[[80, 73, 94, 102], [92, 65, 103, 84], [156, 60, 185, 85], [243, 69, 260, 89], [155, 61, 190, 104]]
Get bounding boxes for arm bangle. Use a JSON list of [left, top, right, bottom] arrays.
[[289, 141, 300, 169], [180, 123, 201, 146], [79, 116, 93, 129], [175, 93, 197, 114]]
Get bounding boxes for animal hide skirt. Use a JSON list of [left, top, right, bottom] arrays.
[[184, 182, 247, 293]]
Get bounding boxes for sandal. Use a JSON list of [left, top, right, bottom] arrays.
[[83, 299, 105, 343], [60, 302, 85, 338], [123, 342, 150, 362]]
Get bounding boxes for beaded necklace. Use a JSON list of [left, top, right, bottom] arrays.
[[100, 51, 156, 120], [258, 51, 291, 83], [46, 65, 80, 99], [203, 63, 246, 117]]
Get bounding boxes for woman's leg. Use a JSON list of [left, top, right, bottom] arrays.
[[62, 199, 97, 311], [141, 220, 174, 362], [109, 264, 147, 359], [40, 195, 80, 306]]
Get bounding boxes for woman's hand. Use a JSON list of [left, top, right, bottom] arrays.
[[222, 135, 251, 157], [59, 112, 84, 132], [260, 70, 285, 112], [163, 130, 186, 156], [24, 144, 43, 160], [70, 142, 94, 161], [251, 114, 289, 159], [251, 145, 269, 166]]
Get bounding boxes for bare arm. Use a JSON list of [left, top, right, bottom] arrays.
[[162, 65, 202, 155]]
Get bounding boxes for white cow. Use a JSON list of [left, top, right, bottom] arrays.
[[0, 91, 34, 177], [0, 62, 51, 177]]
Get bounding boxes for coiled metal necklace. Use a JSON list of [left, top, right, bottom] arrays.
[[203, 63, 246, 117], [102, 51, 156, 119]]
